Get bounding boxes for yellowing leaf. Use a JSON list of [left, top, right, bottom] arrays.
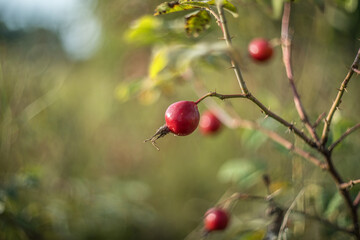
[[149, 49, 169, 80], [154, 1, 196, 15], [124, 16, 162, 45], [185, 10, 211, 37]]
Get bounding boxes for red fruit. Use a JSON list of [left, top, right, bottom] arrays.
[[248, 38, 273, 62], [199, 111, 222, 135], [165, 101, 200, 136], [204, 208, 229, 232]]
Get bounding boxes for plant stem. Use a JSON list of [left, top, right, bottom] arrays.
[[213, 5, 319, 150], [196, 91, 318, 149], [192, 82, 325, 169], [323, 153, 360, 238], [216, 4, 249, 94], [340, 179, 360, 190], [328, 123, 360, 152], [321, 47, 360, 145], [194, 91, 247, 104], [281, 1, 320, 145]]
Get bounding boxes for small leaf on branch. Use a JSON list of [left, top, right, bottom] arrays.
[[185, 10, 211, 37], [154, 1, 196, 15], [154, 0, 238, 17]]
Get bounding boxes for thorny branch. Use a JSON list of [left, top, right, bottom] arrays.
[[214, 2, 360, 238], [281, 1, 320, 145], [321, 47, 360, 144]]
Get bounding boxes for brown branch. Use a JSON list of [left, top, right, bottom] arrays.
[[216, 4, 248, 94], [193, 89, 325, 169], [354, 192, 360, 208], [340, 179, 360, 190], [323, 154, 360, 238], [281, 1, 320, 145], [328, 123, 360, 152], [321, 47, 360, 145], [314, 112, 326, 128], [196, 91, 318, 149]]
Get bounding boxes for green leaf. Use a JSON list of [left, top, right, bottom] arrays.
[[241, 128, 268, 150], [271, 0, 284, 19], [208, 0, 239, 17], [324, 192, 343, 219], [221, 0, 239, 17], [154, 1, 197, 15], [125, 16, 163, 45], [217, 158, 264, 187], [185, 10, 211, 37], [149, 48, 169, 80], [180, 0, 212, 8], [154, 0, 238, 18]]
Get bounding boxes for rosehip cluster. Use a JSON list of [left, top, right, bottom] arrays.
[[204, 208, 230, 232]]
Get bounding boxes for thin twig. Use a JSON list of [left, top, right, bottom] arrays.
[[195, 91, 247, 104], [354, 192, 360, 208], [328, 123, 360, 151], [204, 7, 220, 24], [216, 4, 248, 94], [281, 1, 320, 145], [313, 112, 326, 128], [321, 47, 360, 145], [340, 179, 360, 190], [277, 189, 305, 240]]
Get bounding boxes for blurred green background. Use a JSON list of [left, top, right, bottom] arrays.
[[0, 0, 360, 239]]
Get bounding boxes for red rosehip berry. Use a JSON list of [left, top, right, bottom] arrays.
[[248, 38, 273, 62], [165, 101, 200, 136], [199, 111, 222, 135], [204, 208, 229, 232]]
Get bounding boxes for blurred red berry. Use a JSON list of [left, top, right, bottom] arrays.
[[248, 38, 273, 62], [204, 208, 229, 232], [199, 111, 222, 135], [165, 101, 200, 136]]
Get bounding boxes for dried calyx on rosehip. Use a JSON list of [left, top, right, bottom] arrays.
[[144, 100, 200, 150], [204, 207, 230, 233]]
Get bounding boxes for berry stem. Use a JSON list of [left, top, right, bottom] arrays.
[[195, 91, 247, 105]]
